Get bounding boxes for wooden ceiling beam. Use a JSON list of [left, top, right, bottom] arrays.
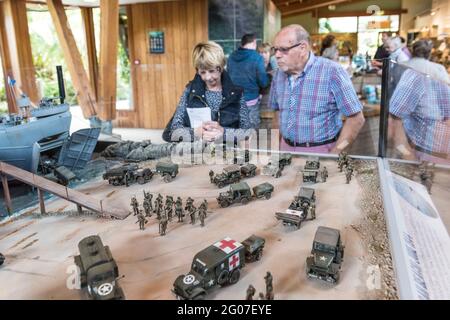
[[1, 0, 40, 108], [97, 0, 119, 121], [47, 0, 97, 119], [281, 0, 354, 16], [0, 2, 17, 113]]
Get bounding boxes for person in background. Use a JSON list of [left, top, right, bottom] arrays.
[[386, 36, 410, 64], [322, 45, 339, 62], [258, 43, 278, 74], [227, 33, 270, 129], [372, 32, 391, 69], [400, 37, 412, 59], [320, 34, 336, 56], [163, 41, 251, 143], [388, 39, 450, 165], [405, 39, 449, 84], [270, 25, 365, 154]]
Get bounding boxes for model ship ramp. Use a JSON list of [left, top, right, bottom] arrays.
[[0, 161, 130, 220]]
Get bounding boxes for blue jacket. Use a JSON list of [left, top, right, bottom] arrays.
[[227, 48, 269, 102]]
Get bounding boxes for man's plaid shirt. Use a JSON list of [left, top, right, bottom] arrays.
[[269, 53, 363, 144]]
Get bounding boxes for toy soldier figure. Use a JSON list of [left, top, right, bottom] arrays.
[[264, 271, 274, 300], [175, 198, 184, 222], [198, 206, 206, 227], [124, 170, 130, 187], [136, 211, 148, 230], [165, 202, 173, 222], [185, 197, 194, 212], [258, 292, 265, 300], [309, 203, 316, 220], [420, 170, 433, 194], [154, 194, 163, 213], [345, 167, 353, 184], [209, 170, 215, 183], [246, 285, 256, 300], [199, 199, 208, 218], [321, 166, 328, 183], [159, 214, 168, 236], [155, 198, 163, 220], [130, 196, 139, 215], [189, 205, 197, 225]]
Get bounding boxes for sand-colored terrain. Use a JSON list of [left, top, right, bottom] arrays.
[[0, 156, 394, 300]]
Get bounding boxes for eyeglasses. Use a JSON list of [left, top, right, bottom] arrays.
[[271, 42, 303, 55]]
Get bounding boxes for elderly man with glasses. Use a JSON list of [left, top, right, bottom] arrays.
[[269, 25, 365, 154]]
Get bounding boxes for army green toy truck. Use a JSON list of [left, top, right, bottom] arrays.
[[74, 235, 125, 300], [306, 226, 344, 284], [211, 165, 242, 188], [103, 163, 153, 186], [216, 182, 274, 208], [155, 161, 179, 183], [302, 157, 321, 183], [172, 235, 265, 300], [262, 153, 293, 178], [239, 163, 257, 178], [276, 187, 316, 229]]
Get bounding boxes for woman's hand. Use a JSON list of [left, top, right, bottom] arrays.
[[202, 121, 224, 142]]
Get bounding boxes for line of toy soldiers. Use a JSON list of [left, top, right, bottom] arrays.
[[337, 152, 354, 184], [246, 271, 274, 300], [418, 161, 434, 194], [132, 191, 209, 235]]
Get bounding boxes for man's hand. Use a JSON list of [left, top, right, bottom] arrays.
[[331, 112, 365, 154]]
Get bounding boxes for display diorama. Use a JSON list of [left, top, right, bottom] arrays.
[[0, 138, 400, 300]]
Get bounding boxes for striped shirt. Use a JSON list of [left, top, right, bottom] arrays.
[[390, 69, 450, 154], [269, 53, 362, 144]]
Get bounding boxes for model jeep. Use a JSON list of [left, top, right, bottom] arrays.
[[242, 235, 265, 262], [302, 157, 320, 183], [103, 163, 138, 186], [217, 182, 252, 207], [262, 153, 292, 178], [217, 182, 274, 208], [172, 235, 265, 300], [240, 163, 257, 178], [212, 165, 242, 188], [155, 161, 179, 183], [289, 187, 316, 210], [0, 253, 5, 266], [74, 235, 125, 300], [306, 226, 344, 284]]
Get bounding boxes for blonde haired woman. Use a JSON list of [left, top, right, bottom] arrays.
[[163, 41, 251, 143]]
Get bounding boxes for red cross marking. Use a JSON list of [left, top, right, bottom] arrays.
[[219, 239, 237, 251], [229, 253, 239, 269]]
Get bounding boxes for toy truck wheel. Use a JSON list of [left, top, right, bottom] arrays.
[[255, 249, 263, 261], [228, 269, 240, 285], [265, 193, 272, 200], [217, 182, 225, 189], [137, 177, 145, 185], [192, 293, 206, 300], [220, 201, 229, 208], [241, 198, 249, 205], [218, 270, 229, 286], [163, 175, 172, 183], [332, 273, 340, 283]]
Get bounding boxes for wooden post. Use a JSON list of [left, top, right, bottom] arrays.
[[97, 0, 119, 121], [37, 188, 46, 215], [47, 0, 98, 119], [1, 174, 12, 215], [81, 7, 99, 102], [1, 0, 40, 108]]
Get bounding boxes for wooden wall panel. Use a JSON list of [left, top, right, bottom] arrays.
[[118, 0, 208, 129]]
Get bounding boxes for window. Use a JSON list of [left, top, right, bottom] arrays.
[[0, 54, 6, 115], [319, 17, 358, 34]]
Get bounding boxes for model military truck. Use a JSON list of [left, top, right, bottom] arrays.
[[262, 153, 293, 178], [242, 235, 265, 262], [155, 161, 179, 183], [172, 235, 265, 300], [239, 163, 257, 178], [103, 163, 153, 186], [74, 235, 125, 300], [275, 187, 316, 229], [217, 182, 274, 208], [211, 165, 242, 188], [306, 226, 344, 284], [302, 157, 321, 183]]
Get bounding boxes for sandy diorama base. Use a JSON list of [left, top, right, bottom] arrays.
[[0, 155, 394, 300]]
